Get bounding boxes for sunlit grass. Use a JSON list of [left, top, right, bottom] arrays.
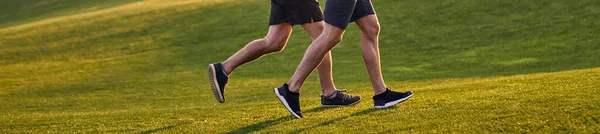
[[1, 0, 599, 133]]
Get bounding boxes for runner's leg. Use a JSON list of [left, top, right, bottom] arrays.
[[355, 15, 387, 95], [221, 23, 293, 74], [288, 23, 345, 92], [301, 21, 337, 96]]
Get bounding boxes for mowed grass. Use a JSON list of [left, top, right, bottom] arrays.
[[0, 0, 141, 28], [1, 0, 599, 133]]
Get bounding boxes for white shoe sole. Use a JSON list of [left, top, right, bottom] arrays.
[[208, 64, 224, 103]]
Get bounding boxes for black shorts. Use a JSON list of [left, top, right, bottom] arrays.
[[270, 0, 324, 26], [324, 0, 376, 29]]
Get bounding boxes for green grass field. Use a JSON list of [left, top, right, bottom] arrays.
[[1, 0, 599, 133]]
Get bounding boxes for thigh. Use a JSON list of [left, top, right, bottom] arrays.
[[265, 23, 294, 42], [354, 14, 379, 35], [301, 21, 325, 40]]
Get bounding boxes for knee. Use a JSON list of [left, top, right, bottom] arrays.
[[329, 36, 342, 45], [322, 34, 342, 46], [264, 37, 287, 53], [363, 24, 380, 41]]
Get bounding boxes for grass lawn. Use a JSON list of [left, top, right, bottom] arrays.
[[1, 0, 599, 133]]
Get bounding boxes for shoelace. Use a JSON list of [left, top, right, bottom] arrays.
[[335, 89, 353, 100], [321, 89, 352, 99]]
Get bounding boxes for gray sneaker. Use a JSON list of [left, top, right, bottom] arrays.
[[321, 89, 361, 107]]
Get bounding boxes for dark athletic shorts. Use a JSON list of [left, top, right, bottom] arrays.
[[270, 0, 324, 26], [324, 0, 376, 29]]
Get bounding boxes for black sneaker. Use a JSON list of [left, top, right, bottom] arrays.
[[208, 63, 228, 103], [372, 88, 413, 109], [321, 89, 361, 107], [274, 84, 303, 118]]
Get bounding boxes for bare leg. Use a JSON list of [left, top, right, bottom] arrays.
[[301, 21, 337, 96], [355, 15, 387, 95], [288, 23, 345, 92], [221, 23, 293, 74], [317, 51, 336, 96]]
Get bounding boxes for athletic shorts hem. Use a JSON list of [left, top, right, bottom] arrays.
[[324, 0, 376, 29], [269, 0, 324, 26], [269, 19, 324, 26]]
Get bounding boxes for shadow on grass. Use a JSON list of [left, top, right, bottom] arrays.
[[141, 121, 191, 134], [291, 107, 397, 133], [224, 107, 331, 134]]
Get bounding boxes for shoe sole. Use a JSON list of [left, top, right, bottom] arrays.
[[321, 98, 362, 108], [208, 64, 224, 103], [274, 88, 303, 119], [374, 93, 413, 109]]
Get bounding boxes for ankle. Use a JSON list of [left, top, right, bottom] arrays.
[[322, 90, 336, 97], [374, 88, 387, 96], [287, 84, 300, 93], [220, 62, 232, 75]]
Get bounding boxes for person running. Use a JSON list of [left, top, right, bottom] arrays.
[[274, 0, 413, 118], [208, 0, 361, 107]]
